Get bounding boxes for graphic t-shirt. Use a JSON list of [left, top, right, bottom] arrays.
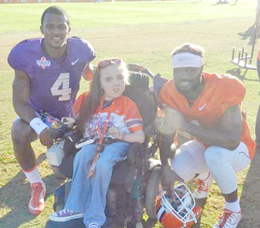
[[74, 93, 143, 140]]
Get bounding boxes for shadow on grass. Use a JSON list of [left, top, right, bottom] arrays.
[[226, 68, 259, 82], [44, 218, 85, 228], [237, 25, 260, 46], [0, 154, 64, 228], [0, 152, 209, 228], [239, 153, 260, 228]]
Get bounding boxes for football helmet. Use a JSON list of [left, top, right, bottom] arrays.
[[155, 183, 202, 228]]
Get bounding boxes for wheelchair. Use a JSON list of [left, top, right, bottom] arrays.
[[47, 71, 195, 228], [49, 71, 164, 228], [50, 117, 163, 228], [102, 126, 161, 228], [50, 133, 195, 228]]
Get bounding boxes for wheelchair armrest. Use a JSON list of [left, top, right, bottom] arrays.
[[126, 143, 145, 169], [144, 123, 155, 135]]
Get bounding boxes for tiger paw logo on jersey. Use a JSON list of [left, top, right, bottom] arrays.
[[36, 56, 51, 69]]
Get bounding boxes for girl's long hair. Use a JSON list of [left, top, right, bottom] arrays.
[[77, 60, 129, 133], [77, 70, 102, 133]]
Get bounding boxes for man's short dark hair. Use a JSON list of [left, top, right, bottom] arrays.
[[171, 43, 205, 57], [41, 6, 70, 26]]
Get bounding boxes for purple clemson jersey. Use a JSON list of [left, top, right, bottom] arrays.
[[8, 37, 95, 119]]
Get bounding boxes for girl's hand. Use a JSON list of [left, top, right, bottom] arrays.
[[108, 126, 125, 140]]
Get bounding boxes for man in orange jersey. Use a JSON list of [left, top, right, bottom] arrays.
[[154, 43, 255, 228]]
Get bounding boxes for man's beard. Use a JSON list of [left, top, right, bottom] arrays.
[[175, 77, 202, 97]]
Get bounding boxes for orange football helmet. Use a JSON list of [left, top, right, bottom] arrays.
[[155, 183, 202, 228]]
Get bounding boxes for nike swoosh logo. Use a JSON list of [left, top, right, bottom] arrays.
[[199, 103, 207, 111], [71, 59, 79, 65]]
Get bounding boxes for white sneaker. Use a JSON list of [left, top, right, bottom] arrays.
[[193, 172, 213, 199], [213, 209, 242, 228], [88, 223, 101, 228]]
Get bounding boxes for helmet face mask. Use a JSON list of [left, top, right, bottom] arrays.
[[156, 183, 202, 228]]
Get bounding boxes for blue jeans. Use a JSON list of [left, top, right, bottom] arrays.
[[65, 142, 130, 227]]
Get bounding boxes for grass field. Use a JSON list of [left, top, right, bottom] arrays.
[[0, 0, 259, 227]]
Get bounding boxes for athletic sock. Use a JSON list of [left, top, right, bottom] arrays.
[[23, 166, 43, 184], [224, 199, 241, 212]]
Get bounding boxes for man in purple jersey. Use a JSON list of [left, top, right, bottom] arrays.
[[7, 6, 95, 216]]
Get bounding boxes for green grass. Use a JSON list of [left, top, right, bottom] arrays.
[[0, 0, 259, 227], [0, 1, 256, 34]]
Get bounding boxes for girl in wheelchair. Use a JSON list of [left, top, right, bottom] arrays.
[[49, 59, 145, 228]]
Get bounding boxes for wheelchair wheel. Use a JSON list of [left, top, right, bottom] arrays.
[[144, 166, 161, 219], [53, 184, 66, 212], [53, 181, 72, 212]]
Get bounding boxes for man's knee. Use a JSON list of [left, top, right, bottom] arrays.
[[204, 146, 226, 165], [172, 158, 194, 181], [171, 146, 198, 181], [12, 119, 36, 144]]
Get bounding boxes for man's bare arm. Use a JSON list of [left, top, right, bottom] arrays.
[[158, 131, 184, 192], [82, 63, 95, 81], [13, 70, 52, 147], [12, 70, 37, 123], [170, 105, 243, 150]]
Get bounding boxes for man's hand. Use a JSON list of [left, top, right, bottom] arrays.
[[61, 117, 76, 128], [156, 115, 176, 135], [127, 63, 155, 78], [156, 108, 184, 134], [164, 108, 186, 131], [161, 165, 183, 193], [82, 63, 95, 81], [39, 128, 53, 148]]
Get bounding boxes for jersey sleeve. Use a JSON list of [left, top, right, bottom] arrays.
[[73, 91, 89, 116], [71, 37, 96, 63], [124, 99, 143, 133], [158, 80, 181, 110], [158, 83, 170, 107], [218, 75, 246, 110], [8, 42, 28, 72]]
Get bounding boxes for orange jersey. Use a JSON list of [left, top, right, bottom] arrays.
[[159, 72, 256, 159], [74, 92, 143, 139]]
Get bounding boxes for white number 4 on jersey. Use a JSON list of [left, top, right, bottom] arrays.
[[51, 73, 71, 101]]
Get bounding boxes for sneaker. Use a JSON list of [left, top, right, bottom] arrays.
[[213, 209, 242, 228], [28, 182, 46, 215], [49, 208, 84, 222], [88, 222, 101, 228], [193, 172, 213, 199]]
